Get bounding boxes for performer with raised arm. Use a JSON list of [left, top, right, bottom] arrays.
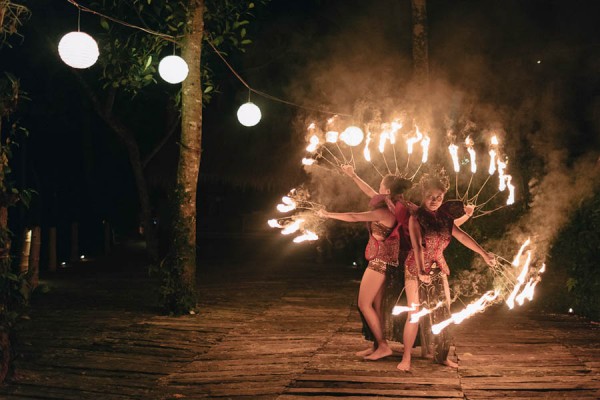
[[397, 172, 495, 372], [318, 170, 411, 360]]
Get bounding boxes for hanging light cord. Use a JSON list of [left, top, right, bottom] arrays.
[[66, 0, 350, 117]]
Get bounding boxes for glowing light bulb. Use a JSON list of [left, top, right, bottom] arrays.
[[158, 55, 189, 84], [58, 32, 99, 69], [237, 102, 261, 127], [340, 126, 364, 147]]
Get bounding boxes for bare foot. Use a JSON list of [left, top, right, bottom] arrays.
[[396, 358, 411, 372], [355, 346, 376, 357], [364, 344, 393, 361], [443, 358, 458, 368]]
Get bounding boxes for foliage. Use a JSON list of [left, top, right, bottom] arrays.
[[94, 0, 264, 102], [545, 190, 600, 321], [0, 0, 30, 47]]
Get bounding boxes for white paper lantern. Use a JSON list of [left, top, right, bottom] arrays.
[[237, 102, 261, 127], [58, 31, 99, 69], [158, 55, 189, 84], [340, 126, 365, 147]]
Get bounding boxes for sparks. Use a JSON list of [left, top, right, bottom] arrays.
[[448, 144, 460, 172]]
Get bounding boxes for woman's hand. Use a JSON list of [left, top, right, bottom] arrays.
[[418, 273, 431, 284], [481, 251, 496, 267], [341, 164, 356, 178], [464, 204, 475, 217], [317, 209, 329, 219]]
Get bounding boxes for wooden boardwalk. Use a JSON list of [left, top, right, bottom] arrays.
[[1, 246, 599, 399]]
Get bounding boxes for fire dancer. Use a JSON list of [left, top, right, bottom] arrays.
[[318, 168, 411, 360], [397, 172, 495, 371]]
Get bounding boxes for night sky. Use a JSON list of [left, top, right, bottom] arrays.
[[1, 0, 599, 261]]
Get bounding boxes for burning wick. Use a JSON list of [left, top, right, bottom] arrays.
[[448, 144, 460, 172], [465, 136, 476, 173]]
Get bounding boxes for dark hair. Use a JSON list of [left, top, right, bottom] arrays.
[[382, 174, 412, 200], [418, 172, 450, 194]]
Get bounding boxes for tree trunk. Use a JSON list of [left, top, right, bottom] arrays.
[[18, 229, 31, 273], [48, 226, 57, 272], [411, 0, 429, 88], [164, 0, 204, 313]]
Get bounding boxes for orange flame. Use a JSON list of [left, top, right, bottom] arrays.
[[406, 126, 423, 155], [325, 131, 339, 143], [267, 219, 283, 228], [448, 144, 460, 172], [364, 130, 372, 161], [302, 158, 315, 166], [306, 135, 319, 153], [431, 290, 499, 334], [281, 218, 304, 235], [465, 136, 476, 173], [293, 230, 318, 243]]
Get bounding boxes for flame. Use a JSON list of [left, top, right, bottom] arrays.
[[276, 196, 296, 213], [491, 135, 499, 145], [448, 144, 460, 172], [378, 129, 390, 153], [506, 175, 515, 205], [465, 136, 476, 173], [488, 149, 497, 175], [506, 250, 532, 309], [421, 135, 431, 163], [497, 159, 507, 191], [406, 127, 423, 154], [293, 230, 318, 243], [267, 219, 283, 228], [281, 218, 304, 235], [392, 303, 418, 316], [409, 301, 444, 323], [364, 130, 372, 161], [539, 263, 546, 273], [307, 122, 316, 131], [431, 290, 499, 334], [512, 238, 531, 267], [302, 158, 315, 166], [306, 135, 319, 153], [325, 131, 339, 143], [515, 277, 536, 306]]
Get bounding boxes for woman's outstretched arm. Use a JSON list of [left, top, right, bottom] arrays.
[[452, 224, 496, 266], [342, 165, 378, 198], [319, 208, 392, 224]]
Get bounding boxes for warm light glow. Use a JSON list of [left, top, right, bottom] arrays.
[[488, 149, 497, 175], [58, 31, 100, 69], [293, 230, 318, 243], [465, 136, 476, 173], [364, 130, 372, 161], [302, 158, 315, 165], [276, 196, 296, 213], [392, 303, 418, 316], [306, 135, 320, 152], [281, 219, 304, 235], [421, 135, 430, 163], [432, 291, 498, 334], [406, 127, 423, 154], [512, 238, 531, 267], [448, 144, 460, 172], [491, 135, 499, 145], [506, 250, 532, 309], [498, 159, 507, 190], [340, 126, 364, 147], [267, 219, 283, 228], [158, 55, 189, 84], [506, 176, 515, 205], [378, 129, 389, 153], [236, 102, 262, 127], [326, 131, 339, 143]]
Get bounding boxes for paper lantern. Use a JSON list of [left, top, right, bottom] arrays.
[[58, 32, 99, 69], [158, 55, 189, 84], [237, 102, 261, 127], [340, 126, 364, 147]]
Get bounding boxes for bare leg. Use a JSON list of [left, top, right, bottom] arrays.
[[355, 284, 384, 357], [441, 275, 458, 368], [358, 269, 392, 360], [397, 278, 419, 371]]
